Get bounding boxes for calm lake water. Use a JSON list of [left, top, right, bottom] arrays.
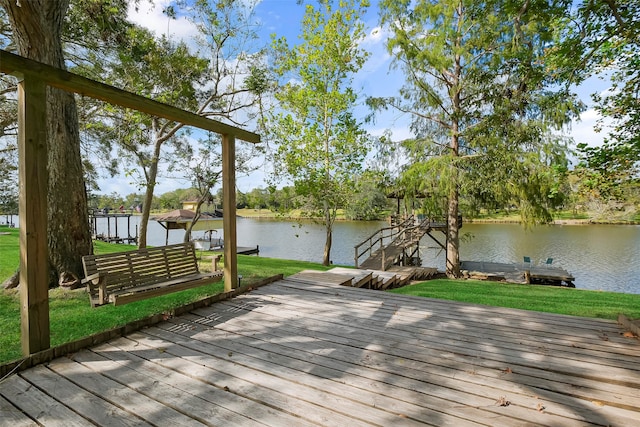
[[97, 216, 640, 294]]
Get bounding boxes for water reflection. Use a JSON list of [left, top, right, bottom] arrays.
[[421, 223, 640, 295], [96, 216, 640, 295]]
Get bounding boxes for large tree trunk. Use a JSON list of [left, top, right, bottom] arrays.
[[138, 132, 162, 249], [446, 187, 461, 278], [322, 200, 332, 266], [1, 0, 92, 286], [138, 175, 155, 249], [184, 198, 205, 243], [445, 49, 462, 279]]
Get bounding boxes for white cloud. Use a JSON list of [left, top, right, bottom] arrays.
[[569, 107, 613, 148], [370, 125, 414, 142], [127, 0, 199, 43], [362, 26, 385, 46]]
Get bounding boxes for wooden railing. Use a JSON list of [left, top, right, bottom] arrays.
[[354, 215, 456, 270], [354, 216, 416, 268]]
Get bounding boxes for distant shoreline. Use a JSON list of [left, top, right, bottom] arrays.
[[467, 218, 640, 225], [233, 209, 640, 225], [4, 210, 639, 227]]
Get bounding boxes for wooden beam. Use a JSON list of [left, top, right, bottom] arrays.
[[18, 75, 50, 354], [0, 50, 260, 144], [1, 50, 261, 353], [222, 134, 238, 291]]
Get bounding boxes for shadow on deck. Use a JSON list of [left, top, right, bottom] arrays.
[[1, 273, 638, 426]]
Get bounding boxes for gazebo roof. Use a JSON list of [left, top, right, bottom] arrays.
[[152, 209, 199, 222], [152, 209, 223, 231]]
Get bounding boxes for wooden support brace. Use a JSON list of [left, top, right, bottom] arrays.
[[18, 75, 50, 355], [212, 255, 222, 271], [222, 134, 238, 291]]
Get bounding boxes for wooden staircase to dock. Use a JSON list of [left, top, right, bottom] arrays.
[[289, 266, 440, 291], [354, 215, 448, 271]]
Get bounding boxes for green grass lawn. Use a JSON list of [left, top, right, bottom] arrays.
[[390, 279, 640, 320], [2, 226, 638, 365], [0, 226, 19, 281], [0, 229, 332, 364]]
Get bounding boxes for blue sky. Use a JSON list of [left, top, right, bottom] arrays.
[[102, 0, 611, 196]]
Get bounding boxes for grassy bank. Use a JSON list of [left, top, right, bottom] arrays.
[[2, 226, 638, 365], [0, 228, 332, 364], [236, 208, 350, 220], [0, 226, 19, 281], [390, 279, 640, 320]]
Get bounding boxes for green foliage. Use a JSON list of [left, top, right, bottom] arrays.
[[155, 190, 188, 211], [64, 0, 134, 54], [375, 0, 579, 220], [345, 171, 392, 220], [0, 74, 16, 141], [0, 152, 17, 216], [240, 186, 304, 213], [269, 0, 371, 264], [575, 141, 639, 199], [77, 23, 207, 203], [549, 1, 640, 207], [371, 1, 583, 275], [71, 0, 267, 246]]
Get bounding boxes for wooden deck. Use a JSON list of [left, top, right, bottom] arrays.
[[1, 274, 639, 426]]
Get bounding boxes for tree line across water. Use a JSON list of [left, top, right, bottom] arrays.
[[87, 177, 639, 224]]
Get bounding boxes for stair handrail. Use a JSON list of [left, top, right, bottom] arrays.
[[354, 215, 415, 267], [393, 216, 434, 248]]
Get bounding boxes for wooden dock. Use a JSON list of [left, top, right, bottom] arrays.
[[461, 260, 576, 287], [2, 273, 638, 426], [356, 216, 448, 271], [237, 245, 259, 255], [90, 212, 139, 245], [200, 245, 260, 256]]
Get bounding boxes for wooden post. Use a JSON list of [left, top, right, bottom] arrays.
[[18, 75, 50, 355], [222, 134, 238, 291]]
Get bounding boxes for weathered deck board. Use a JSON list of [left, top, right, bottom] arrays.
[[0, 375, 92, 427], [69, 344, 308, 427], [1, 276, 638, 426], [324, 267, 374, 288], [47, 356, 210, 427], [359, 244, 405, 270], [20, 365, 154, 427], [198, 286, 635, 422], [0, 395, 36, 427], [287, 270, 354, 287]]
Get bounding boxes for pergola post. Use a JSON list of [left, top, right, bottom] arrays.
[[1, 50, 260, 355], [222, 134, 238, 291], [18, 75, 50, 355]]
